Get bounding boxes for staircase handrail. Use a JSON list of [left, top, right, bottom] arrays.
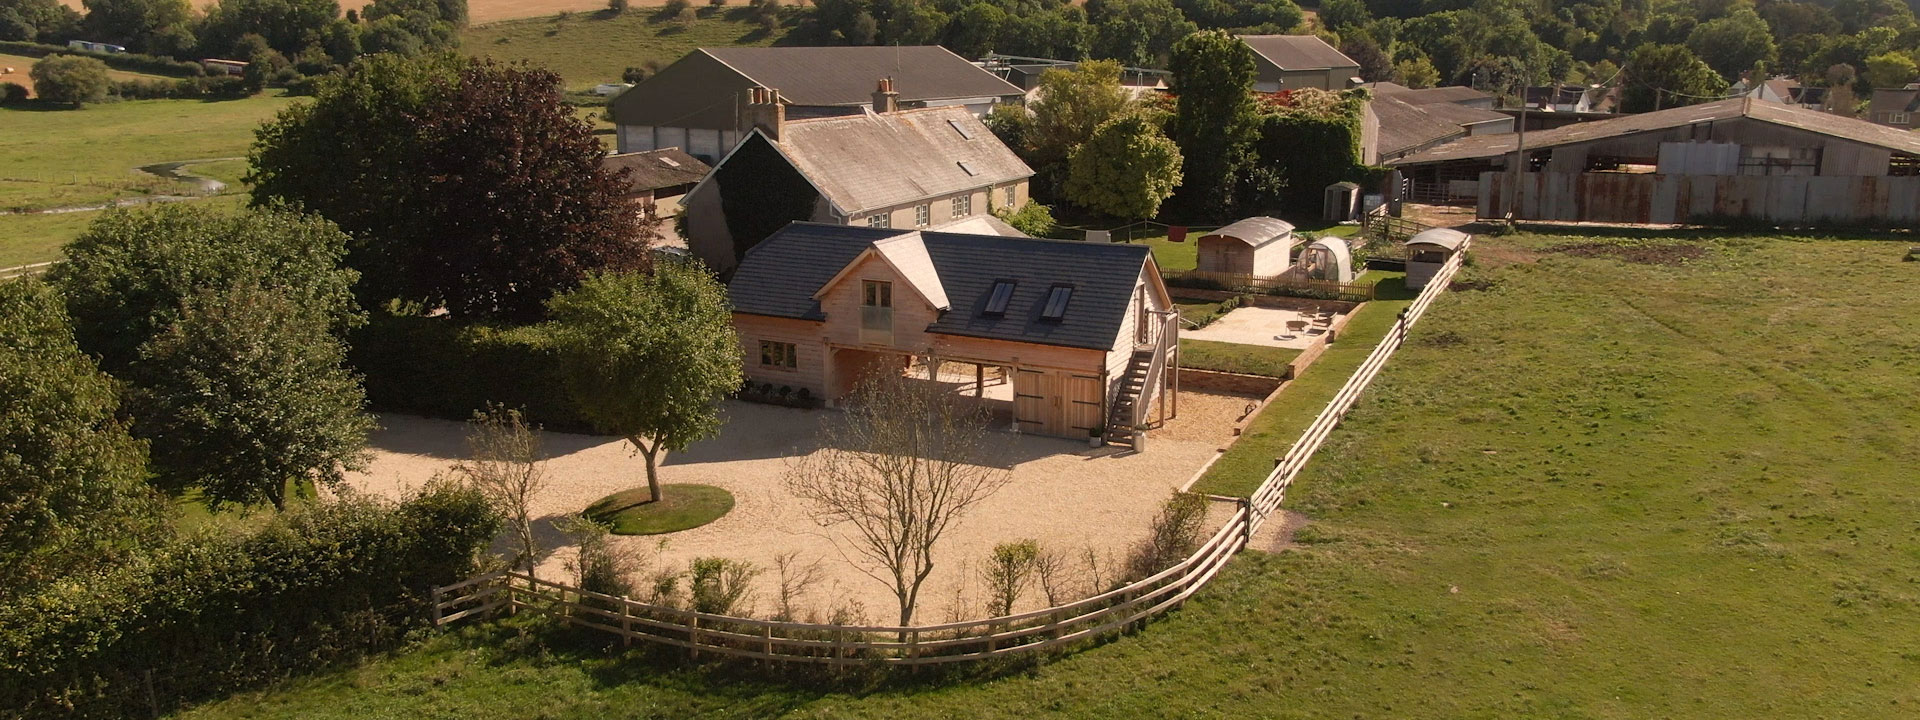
[[1129, 311, 1179, 429]]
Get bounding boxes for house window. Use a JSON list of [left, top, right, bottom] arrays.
[[952, 194, 972, 217], [983, 280, 1015, 316], [861, 280, 893, 345], [1003, 185, 1017, 209], [916, 204, 930, 227], [1040, 285, 1073, 320], [1892, 112, 1912, 125], [759, 341, 797, 369], [867, 213, 890, 228]]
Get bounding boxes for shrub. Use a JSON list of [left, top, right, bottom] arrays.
[[622, 65, 649, 83], [1125, 492, 1208, 579], [0, 481, 498, 719], [608, 0, 629, 13], [687, 557, 759, 615], [558, 514, 644, 603], [980, 539, 1040, 616], [0, 81, 26, 103], [662, 0, 691, 13], [29, 54, 109, 107]]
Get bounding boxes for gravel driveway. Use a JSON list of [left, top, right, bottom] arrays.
[[343, 392, 1254, 625]]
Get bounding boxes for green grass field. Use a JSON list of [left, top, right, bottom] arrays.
[[171, 231, 1920, 718], [0, 195, 248, 269], [0, 95, 292, 212], [465, 9, 791, 89]]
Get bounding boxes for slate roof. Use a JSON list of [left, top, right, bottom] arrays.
[[772, 105, 1034, 214], [602, 148, 711, 193], [1372, 95, 1470, 158], [703, 46, 1023, 106], [1869, 87, 1920, 116], [1238, 35, 1359, 71], [1388, 97, 1920, 166], [730, 223, 1152, 351]]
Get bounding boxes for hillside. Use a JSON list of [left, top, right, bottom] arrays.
[[464, 8, 792, 90]]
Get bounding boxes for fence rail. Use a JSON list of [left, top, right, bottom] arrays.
[[1162, 269, 1376, 301], [432, 239, 1473, 665]]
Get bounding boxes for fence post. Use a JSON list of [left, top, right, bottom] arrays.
[[430, 585, 443, 627], [690, 616, 701, 662], [1238, 496, 1254, 548], [621, 596, 632, 647]]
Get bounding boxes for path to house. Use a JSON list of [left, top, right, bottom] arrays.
[[344, 392, 1256, 625]]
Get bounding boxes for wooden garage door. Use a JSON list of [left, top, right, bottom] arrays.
[[1063, 373, 1104, 435], [1012, 368, 1055, 436]]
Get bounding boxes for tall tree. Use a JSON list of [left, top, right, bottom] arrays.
[[251, 55, 649, 318], [1622, 43, 1728, 112], [547, 263, 741, 504], [785, 369, 1013, 628], [1319, 0, 1370, 32], [1029, 59, 1134, 169], [0, 279, 161, 601], [0, 0, 80, 42], [127, 285, 374, 510], [1865, 51, 1919, 89], [1685, 8, 1777, 80], [198, 0, 343, 58], [1087, 0, 1196, 68], [1167, 30, 1259, 219], [81, 0, 192, 53], [55, 203, 361, 373], [1065, 110, 1183, 220]]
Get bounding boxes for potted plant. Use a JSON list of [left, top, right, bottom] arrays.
[[1088, 425, 1104, 448]]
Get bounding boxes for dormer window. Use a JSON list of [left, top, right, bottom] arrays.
[[1040, 285, 1072, 320], [983, 280, 1015, 316]]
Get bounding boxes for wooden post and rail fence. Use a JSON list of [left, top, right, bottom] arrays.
[[431, 240, 1474, 665]]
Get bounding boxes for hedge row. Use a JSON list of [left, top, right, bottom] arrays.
[[0, 484, 500, 720], [349, 313, 592, 433], [111, 75, 253, 100], [0, 41, 206, 78]]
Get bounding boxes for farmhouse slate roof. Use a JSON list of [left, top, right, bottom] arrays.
[[1238, 35, 1360, 71], [602, 148, 711, 193], [1388, 97, 1920, 166], [730, 223, 1151, 351], [770, 105, 1034, 215], [703, 46, 1023, 106]]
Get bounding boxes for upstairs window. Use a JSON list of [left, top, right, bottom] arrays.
[[916, 204, 930, 227], [1040, 285, 1073, 320], [983, 280, 1015, 316], [867, 213, 890, 228], [952, 194, 972, 217]]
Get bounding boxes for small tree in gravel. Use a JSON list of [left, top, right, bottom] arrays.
[[688, 557, 759, 615], [786, 370, 1013, 628], [1125, 492, 1208, 579], [770, 551, 825, 621], [548, 262, 742, 505], [980, 539, 1040, 616], [558, 514, 644, 602], [457, 405, 549, 578]]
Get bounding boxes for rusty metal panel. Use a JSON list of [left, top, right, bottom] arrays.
[[1765, 176, 1810, 224], [1474, 171, 1920, 227]]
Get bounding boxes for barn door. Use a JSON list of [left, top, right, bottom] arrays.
[[1063, 373, 1104, 436], [1013, 368, 1050, 435]]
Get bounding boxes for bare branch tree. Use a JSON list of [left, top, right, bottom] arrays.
[[771, 551, 825, 622], [456, 405, 549, 578], [785, 369, 1013, 628]]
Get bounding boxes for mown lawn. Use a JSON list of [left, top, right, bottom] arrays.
[[465, 9, 792, 90], [171, 232, 1920, 718], [1178, 338, 1302, 378], [0, 95, 292, 212]]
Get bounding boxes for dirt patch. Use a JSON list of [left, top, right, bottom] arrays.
[[1550, 242, 1707, 266], [1248, 509, 1311, 552]]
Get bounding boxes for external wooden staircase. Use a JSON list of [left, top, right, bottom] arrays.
[[1103, 348, 1155, 447]]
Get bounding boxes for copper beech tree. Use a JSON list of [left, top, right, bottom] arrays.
[[785, 367, 1013, 628]]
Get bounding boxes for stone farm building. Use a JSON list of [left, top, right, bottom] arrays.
[[728, 223, 1179, 444], [1237, 35, 1361, 92], [681, 93, 1034, 274], [607, 46, 1026, 163], [601, 147, 710, 217]]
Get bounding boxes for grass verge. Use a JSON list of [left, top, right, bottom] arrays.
[[1177, 338, 1302, 378], [584, 483, 734, 535]]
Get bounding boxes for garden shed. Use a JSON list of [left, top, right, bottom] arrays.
[[1405, 228, 1469, 289], [1196, 217, 1297, 278]]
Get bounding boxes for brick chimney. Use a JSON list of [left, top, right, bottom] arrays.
[[746, 86, 785, 141], [871, 77, 899, 114]]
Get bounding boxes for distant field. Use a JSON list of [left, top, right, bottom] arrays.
[[0, 94, 291, 212], [0, 52, 179, 96], [0, 195, 248, 268], [53, 0, 684, 26], [465, 8, 791, 89]]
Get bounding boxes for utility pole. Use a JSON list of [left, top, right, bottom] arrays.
[[1508, 65, 1529, 221]]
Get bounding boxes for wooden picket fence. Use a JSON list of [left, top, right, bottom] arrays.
[[432, 239, 1473, 665]]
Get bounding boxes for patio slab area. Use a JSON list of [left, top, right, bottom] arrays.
[[342, 392, 1255, 625], [1184, 306, 1337, 349]]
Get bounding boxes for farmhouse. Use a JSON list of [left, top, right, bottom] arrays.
[[729, 223, 1179, 444], [601, 147, 710, 218], [1387, 97, 1920, 226], [1237, 35, 1360, 92], [1868, 85, 1919, 130], [681, 90, 1034, 273], [607, 46, 1026, 162]]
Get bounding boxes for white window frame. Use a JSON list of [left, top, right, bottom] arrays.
[[1891, 112, 1912, 125], [866, 213, 890, 228], [915, 203, 930, 227], [952, 194, 972, 218]]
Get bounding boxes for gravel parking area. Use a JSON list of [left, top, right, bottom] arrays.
[[343, 392, 1254, 625]]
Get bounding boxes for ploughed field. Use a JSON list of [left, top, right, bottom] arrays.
[[173, 231, 1920, 718]]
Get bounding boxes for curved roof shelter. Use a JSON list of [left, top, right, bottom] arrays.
[[1196, 217, 1299, 278], [1406, 227, 1470, 251]]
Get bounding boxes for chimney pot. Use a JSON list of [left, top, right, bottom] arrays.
[[872, 76, 900, 114]]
